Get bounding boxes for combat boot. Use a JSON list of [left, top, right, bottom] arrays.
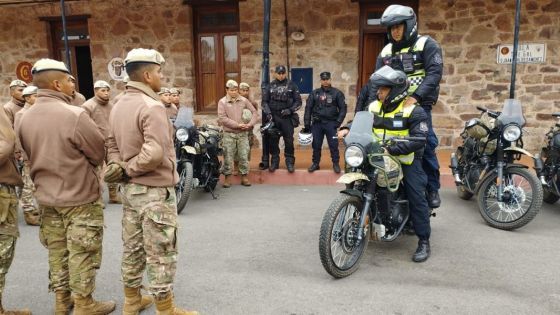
[[73, 294, 116, 315], [108, 186, 122, 204], [54, 290, 73, 315], [286, 157, 295, 173], [269, 156, 280, 173], [155, 293, 199, 315], [23, 211, 40, 226], [123, 286, 154, 315], [222, 175, 231, 188], [0, 297, 31, 315], [241, 175, 251, 187]]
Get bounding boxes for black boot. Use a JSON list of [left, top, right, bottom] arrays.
[[308, 163, 320, 172], [286, 157, 295, 173], [412, 239, 430, 263], [333, 163, 341, 174], [427, 191, 441, 208], [258, 161, 269, 170], [269, 156, 280, 172]]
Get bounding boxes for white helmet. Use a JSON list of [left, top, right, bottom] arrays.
[[298, 129, 313, 146]]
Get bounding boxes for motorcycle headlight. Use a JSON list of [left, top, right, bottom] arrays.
[[176, 128, 189, 142], [503, 125, 521, 142], [345, 145, 364, 167]]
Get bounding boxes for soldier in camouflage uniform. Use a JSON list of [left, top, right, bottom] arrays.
[[0, 94, 30, 315], [218, 80, 258, 187], [14, 85, 40, 226], [105, 48, 198, 315], [17, 59, 114, 314]]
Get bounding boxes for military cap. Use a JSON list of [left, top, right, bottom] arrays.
[[320, 71, 331, 80], [242, 108, 253, 124], [158, 87, 171, 95], [275, 65, 286, 73], [239, 82, 250, 90], [169, 87, 180, 95], [94, 80, 111, 89], [31, 58, 70, 74], [124, 48, 165, 66], [22, 85, 37, 96], [226, 80, 238, 89], [9, 80, 28, 88]]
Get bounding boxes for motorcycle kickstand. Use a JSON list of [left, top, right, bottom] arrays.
[[209, 187, 219, 200]]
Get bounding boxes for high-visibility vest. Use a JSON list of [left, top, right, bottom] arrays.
[[368, 100, 415, 165], [380, 36, 428, 94]]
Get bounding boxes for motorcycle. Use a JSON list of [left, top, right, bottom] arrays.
[[449, 99, 543, 230], [174, 107, 222, 214], [536, 113, 560, 204], [318, 111, 425, 279]]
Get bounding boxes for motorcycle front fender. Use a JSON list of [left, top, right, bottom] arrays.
[[340, 189, 363, 200], [504, 147, 534, 158], [336, 172, 369, 185], [182, 145, 197, 155]]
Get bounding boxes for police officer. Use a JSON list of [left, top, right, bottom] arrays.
[[355, 83, 374, 114], [368, 4, 444, 208], [339, 66, 432, 262], [304, 71, 346, 173], [262, 65, 302, 173]]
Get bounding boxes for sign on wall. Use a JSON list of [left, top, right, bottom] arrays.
[[16, 61, 33, 83], [497, 43, 546, 64], [108, 57, 127, 80]]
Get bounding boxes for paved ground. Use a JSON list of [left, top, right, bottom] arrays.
[[4, 186, 560, 314]]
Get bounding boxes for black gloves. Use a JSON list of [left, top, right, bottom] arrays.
[[280, 109, 291, 117]]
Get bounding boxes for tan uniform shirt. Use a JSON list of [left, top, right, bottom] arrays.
[[14, 104, 31, 162], [107, 81, 178, 187], [113, 90, 126, 105], [17, 89, 105, 207], [164, 103, 178, 121], [0, 108, 23, 187], [3, 98, 25, 127], [217, 95, 258, 133], [82, 96, 113, 139], [71, 92, 86, 106]]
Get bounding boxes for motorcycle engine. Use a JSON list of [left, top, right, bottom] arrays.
[[375, 189, 407, 231], [465, 165, 481, 191]]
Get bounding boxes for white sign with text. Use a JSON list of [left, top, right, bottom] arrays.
[[497, 43, 546, 64]]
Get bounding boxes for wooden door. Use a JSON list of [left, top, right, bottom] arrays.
[[361, 33, 386, 90]]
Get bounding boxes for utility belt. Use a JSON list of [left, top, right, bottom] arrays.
[[0, 184, 16, 193]]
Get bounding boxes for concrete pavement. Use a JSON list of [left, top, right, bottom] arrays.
[[4, 186, 560, 314]]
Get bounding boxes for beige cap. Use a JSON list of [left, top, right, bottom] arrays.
[[158, 87, 170, 95], [239, 82, 250, 89], [9, 80, 28, 88], [124, 48, 165, 66], [242, 109, 253, 124], [94, 80, 111, 89], [22, 85, 37, 96], [226, 80, 238, 89], [169, 87, 180, 95], [31, 58, 70, 74]]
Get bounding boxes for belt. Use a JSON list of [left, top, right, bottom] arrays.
[[0, 184, 15, 192]]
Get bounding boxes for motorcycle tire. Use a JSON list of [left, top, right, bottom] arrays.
[[204, 155, 221, 193], [176, 161, 194, 214], [543, 186, 559, 204], [456, 185, 474, 200], [477, 167, 543, 230], [319, 193, 368, 279]]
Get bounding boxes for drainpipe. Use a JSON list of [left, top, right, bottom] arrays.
[[509, 0, 521, 99], [283, 0, 290, 78], [60, 0, 71, 72]]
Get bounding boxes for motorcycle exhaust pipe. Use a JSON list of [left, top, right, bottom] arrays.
[[449, 153, 462, 185], [533, 154, 548, 186]]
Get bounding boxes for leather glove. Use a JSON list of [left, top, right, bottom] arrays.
[[280, 109, 291, 117], [104, 161, 127, 183]]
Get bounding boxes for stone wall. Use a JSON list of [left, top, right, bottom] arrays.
[[0, 0, 558, 151]]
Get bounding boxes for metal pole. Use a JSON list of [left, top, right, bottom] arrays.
[[509, 0, 521, 99], [283, 0, 290, 79], [60, 0, 71, 72], [261, 0, 271, 161]]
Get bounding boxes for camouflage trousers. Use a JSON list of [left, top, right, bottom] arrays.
[[19, 163, 37, 213], [121, 183, 178, 298], [39, 200, 104, 297], [222, 131, 250, 176], [0, 186, 19, 295]]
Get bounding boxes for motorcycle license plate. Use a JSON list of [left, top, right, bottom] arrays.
[[182, 145, 197, 154], [336, 172, 369, 184]]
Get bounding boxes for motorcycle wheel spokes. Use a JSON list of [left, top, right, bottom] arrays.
[[330, 204, 361, 269]]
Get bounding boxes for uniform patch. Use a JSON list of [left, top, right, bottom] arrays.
[[433, 53, 443, 65], [419, 122, 429, 132]]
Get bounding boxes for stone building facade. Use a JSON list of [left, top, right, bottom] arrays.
[[0, 0, 558, 151]]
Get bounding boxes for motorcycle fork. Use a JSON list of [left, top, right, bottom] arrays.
[[357, 175, 377, 244], [496, 143, 505, 202]]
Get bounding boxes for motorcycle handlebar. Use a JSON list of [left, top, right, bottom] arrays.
[[476, 106, 500, 118], [389, 136, 427, 143]]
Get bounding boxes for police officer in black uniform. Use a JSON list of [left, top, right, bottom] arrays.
[[262, 65, 302, 173], [355, 83, 374, 114], [304, 71, 346, 173], [368, 5, 444, 209], [339, 66, 432, 262]]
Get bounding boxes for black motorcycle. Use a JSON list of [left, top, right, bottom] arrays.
[[174, 108, 222, 214], [450, 100, 543, 230], [319, 111, 425, 279], [536, 113, 560, 204]]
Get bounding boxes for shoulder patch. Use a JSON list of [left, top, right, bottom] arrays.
[[419, 121, 428, 132]]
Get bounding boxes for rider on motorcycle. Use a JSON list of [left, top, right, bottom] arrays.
[[338, 66, 432, 262]]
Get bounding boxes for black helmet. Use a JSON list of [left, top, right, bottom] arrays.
[[381, 5, 418, 47], [369, 66, 409, 108]]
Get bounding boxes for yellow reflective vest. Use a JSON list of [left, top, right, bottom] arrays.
[[368, 100, 416, 165], [380, 36, 428, 94]]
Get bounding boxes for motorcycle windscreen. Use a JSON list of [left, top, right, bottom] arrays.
[[174, 106, 195, 129], [497, 99, 525, 127], [345, 111, 375, 147]]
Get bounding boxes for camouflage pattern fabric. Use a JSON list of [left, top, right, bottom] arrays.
[[222, 131, 250, 176], [0, 186, 18, 295], [120, 183, 178, 298], [39, 201, 104, 296], [19, 163, 37, 213]]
